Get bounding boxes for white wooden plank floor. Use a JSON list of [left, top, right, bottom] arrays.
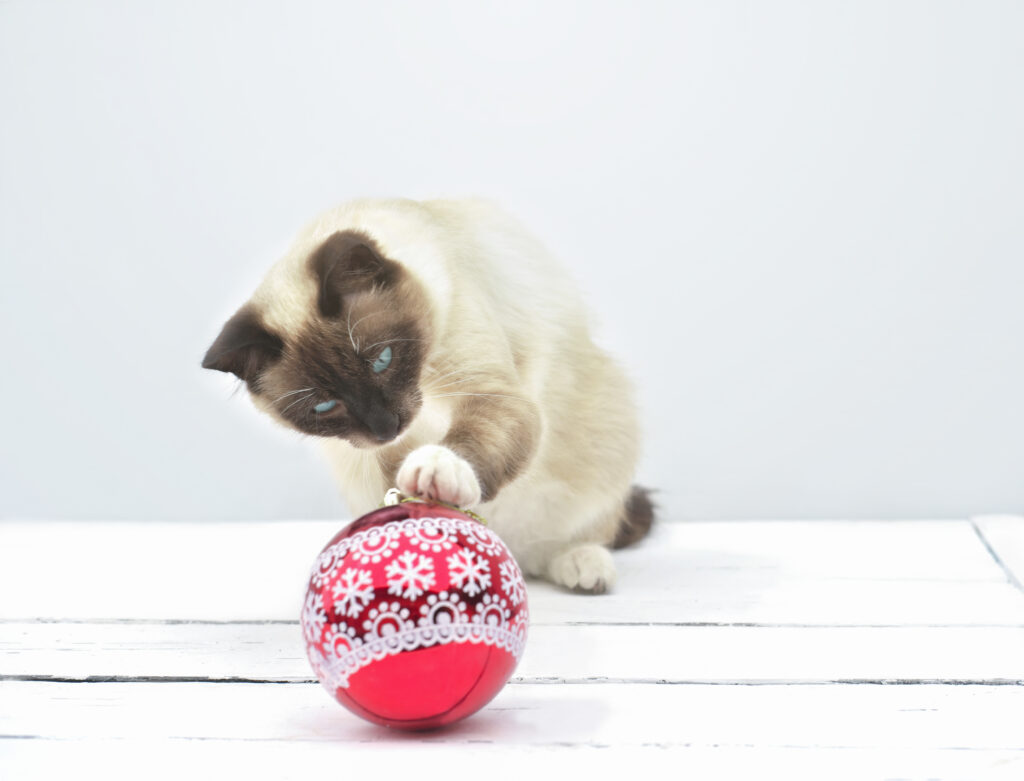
[[2, 517, 1022, 780]]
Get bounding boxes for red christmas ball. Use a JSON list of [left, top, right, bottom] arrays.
[[301, 500, 529, 731]]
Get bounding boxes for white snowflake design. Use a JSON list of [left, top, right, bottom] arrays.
[[499, 559, 526, 606], [385, 550, 436, 600], [307, 514, 531, 691], [301, 590, 327, 644], [447, 548, 492, 597], [329, 568, 375, 618]]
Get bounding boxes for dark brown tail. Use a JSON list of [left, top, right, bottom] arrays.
[[612, 486, 656, 549]]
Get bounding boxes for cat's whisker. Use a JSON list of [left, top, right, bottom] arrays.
[[347, 310, 384, 354], [422, 367, 469, 385], [425, 392, 531, 403], [422, 373, 459, 388], [270, 387, 315, 406], [424, 377, 479, 392], [362, 337, 425, 352], [423, 363, 459, 375], [280, 391, 315, 415], [345, 309, 358, 353], [423, 372, 473, 385]]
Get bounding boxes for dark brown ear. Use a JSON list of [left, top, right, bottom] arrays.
[[201, 305, 283, 384], [310, 231, 398, 318]]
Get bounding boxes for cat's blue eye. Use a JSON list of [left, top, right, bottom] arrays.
[[313, 400, 337, 413], [372, 346, 393, 374]]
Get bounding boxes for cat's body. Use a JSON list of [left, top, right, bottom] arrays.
[[203, 198, 651, 592]]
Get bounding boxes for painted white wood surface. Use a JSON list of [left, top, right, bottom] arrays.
[[2, 520, 1022, 624], [4, 622, 1024, 683], [3, 741, 1022, 781], [974, 514, 1024, 590], [4, 680, 1022, 747], [1, 517, 1022, 780]]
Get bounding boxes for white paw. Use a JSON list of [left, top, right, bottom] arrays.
[[396, 445, 482, 508], [548, 544, 617, 594]]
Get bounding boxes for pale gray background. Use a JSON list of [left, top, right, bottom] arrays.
[[2, 1, 1021, 522]]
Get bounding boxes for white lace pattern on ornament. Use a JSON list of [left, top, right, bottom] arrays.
[[310, 516, 509, 584], [310, 607, 529, 690], [305, 515, 528, 691]]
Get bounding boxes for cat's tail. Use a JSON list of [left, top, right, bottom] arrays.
[[611, 486, 656, 549]]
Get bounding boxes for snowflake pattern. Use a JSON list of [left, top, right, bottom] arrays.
[[330, 568, 375, 617], [447, 548, 492, 597], [303, 514, 528, 690], [499, 559, 526, 606], [385, 550, 436, 600]]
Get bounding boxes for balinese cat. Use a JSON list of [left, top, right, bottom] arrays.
[[202, 197, 652, 593]]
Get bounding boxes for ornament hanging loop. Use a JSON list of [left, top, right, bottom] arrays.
[[380, 487, 488, 526]]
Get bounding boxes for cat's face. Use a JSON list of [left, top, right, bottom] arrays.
[[203, 231, 430, 448]]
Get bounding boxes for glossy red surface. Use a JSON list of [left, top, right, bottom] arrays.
[[301, 501, 529, 730]]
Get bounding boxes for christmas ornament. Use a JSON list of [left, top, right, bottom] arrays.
[[301, 496, 529, 730]]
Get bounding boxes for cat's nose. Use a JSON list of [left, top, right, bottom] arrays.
[[368, 410, 400, 442]]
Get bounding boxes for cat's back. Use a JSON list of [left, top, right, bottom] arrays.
[[420, 197, 567, 278], [420, 198, 588, 325], [293, 196, 575, 289], [271, 196, 589, 342]]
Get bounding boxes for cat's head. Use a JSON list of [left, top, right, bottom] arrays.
[[202, 230, 431, 447]]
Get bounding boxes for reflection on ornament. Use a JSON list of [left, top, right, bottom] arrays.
[[301, 500, 529, 730]]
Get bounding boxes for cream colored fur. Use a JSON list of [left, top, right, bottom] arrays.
[[251, 197, 640, 592]]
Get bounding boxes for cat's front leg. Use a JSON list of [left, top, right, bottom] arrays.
[[395, 393, 540, 507]]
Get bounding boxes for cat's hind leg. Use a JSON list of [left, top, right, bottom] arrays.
[[546, 542, 616, 594], [486, 482, 640, 595], [540, 497, 624, 594], [539, 486, 654, 594]]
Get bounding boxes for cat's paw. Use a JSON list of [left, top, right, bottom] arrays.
[[547, 543, 617, 594], [396, 445, 482, 508]]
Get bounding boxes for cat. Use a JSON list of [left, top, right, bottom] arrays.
[[202, 197, 653, 593]]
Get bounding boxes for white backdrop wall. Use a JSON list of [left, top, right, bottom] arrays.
[[2, 1, 1022, 522]]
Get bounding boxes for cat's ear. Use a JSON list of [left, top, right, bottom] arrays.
[[310, 231, 398, 318], [201, 305, 284, 383]]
